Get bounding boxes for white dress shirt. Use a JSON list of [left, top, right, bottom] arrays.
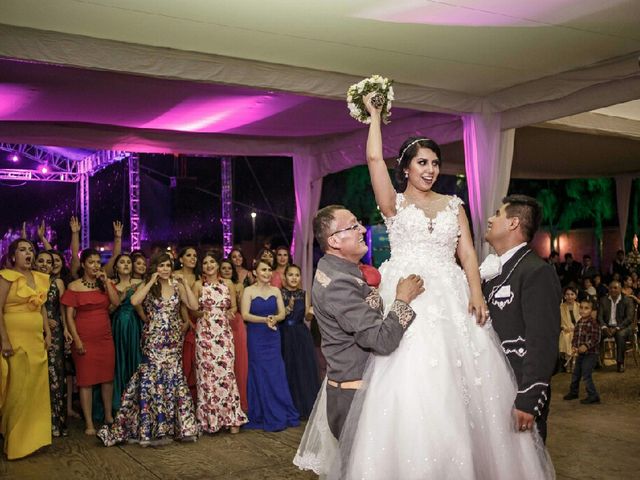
[[499, 243, 528, 267]]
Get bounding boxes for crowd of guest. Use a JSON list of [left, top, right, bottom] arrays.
[[552, 240, 639, 388], [0, 218, 321, 459]]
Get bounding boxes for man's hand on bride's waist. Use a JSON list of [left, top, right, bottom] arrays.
[[395, 274, 425, 304]]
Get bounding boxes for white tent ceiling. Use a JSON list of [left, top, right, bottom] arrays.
[[0, 0, 639, 176], [2, 0, 639, 96]]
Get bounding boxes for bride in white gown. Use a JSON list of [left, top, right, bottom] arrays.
[[295, 94, 554, 479]]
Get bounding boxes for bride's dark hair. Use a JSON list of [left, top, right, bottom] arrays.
[[394, 137, 442, 191]]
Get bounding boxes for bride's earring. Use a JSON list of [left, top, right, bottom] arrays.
[[404, 171, 409, 178]]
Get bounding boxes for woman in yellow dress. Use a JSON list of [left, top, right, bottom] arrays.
[[559, 286, 580, 371], [0, 238, 52, 459]]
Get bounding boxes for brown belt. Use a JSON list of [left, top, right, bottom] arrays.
[[327, 379, 362, 390]]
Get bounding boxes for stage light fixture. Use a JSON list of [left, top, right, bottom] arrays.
[[9, 153, 19, 163], [40, 165, 49, 174]]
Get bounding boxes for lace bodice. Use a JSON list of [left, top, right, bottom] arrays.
[[383, 193, 463, 262]]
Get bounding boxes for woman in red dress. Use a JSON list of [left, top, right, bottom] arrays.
[[219, 259, 249, 413], [61, 249, 120, 434], [175, 247, 199, 403]]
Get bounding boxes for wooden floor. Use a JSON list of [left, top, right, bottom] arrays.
[[2, 363, 639, 479]]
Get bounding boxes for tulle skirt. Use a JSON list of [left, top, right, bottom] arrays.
[[295, 256, 554, 479]]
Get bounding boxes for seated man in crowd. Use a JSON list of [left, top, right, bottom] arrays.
[[598, 280, 635, 372]]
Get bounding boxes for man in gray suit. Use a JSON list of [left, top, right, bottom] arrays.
[[598, 280, 635, 372], [312, 205, 423, 439]]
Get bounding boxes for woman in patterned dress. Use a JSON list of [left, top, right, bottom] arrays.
[[35, 250, 70, 437], [191, 253, 247, 433], [48, 249, 80, 420], [97, 253, 200, 446]]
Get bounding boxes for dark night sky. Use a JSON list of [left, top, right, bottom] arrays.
[[0, 153, 295, 251]]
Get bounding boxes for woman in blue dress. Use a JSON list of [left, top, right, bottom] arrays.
[[240, 259, 299, 431], [279, 264, 320, 419]]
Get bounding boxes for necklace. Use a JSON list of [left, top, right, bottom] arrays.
[[81, 278, 97, 289]]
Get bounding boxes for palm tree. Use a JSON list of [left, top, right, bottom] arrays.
[[341, 166, 383, 225], [536, 182, 565, 253], [558, 178, 616, 264]]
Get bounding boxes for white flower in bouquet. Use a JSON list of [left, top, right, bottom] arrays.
[[347, 74, 394, 124]]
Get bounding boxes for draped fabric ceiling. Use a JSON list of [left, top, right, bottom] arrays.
[[1, 0, 640, 284]]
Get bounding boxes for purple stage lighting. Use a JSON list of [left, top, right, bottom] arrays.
[[9, 153, 19, 162], [40, 165, 49, 174]]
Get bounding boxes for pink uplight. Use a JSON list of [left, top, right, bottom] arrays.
[[0, 84, 37, 117], [40, 165, 49, 174], [9, 153, 19, 163], [142, 95, 306, 133]]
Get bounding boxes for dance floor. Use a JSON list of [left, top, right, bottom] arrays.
[[1, 363, 638, 479]]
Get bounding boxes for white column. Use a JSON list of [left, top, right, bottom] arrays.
[[462, 112, 514, 260]]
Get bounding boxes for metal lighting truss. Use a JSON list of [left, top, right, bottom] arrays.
[[220, 157, 234, 256], [76, 150, 131, 248], [128, 155, 141, 250], [0, 143, 76, 172], [0, 168, 79, 182]]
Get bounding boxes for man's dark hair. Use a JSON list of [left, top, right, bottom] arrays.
[[502, 194, 542, 242], [313, 205, 345, 252], [549, 251, 559, 259], [565, 253, 573, 260], [583, 254, 591, 260]]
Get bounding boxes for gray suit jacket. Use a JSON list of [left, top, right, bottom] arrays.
[[312, 254, 415, 382]]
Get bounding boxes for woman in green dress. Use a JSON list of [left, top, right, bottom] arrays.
[[111, 254, 145, 411]]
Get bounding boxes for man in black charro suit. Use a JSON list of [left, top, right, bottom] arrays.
[[482, 195, 561, 443]]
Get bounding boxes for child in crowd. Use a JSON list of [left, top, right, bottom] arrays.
[[563, 300, 601, 404]]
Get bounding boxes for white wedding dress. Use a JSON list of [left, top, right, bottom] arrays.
[[295, 194, 554, 479]]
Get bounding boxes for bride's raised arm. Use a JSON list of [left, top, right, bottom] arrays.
[[364, 93, 397, 218]]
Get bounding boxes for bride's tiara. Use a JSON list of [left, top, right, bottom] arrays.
[[396, 138, 432, 164]]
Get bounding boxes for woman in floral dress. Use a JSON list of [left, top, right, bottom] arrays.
[[191, 253, 247, 433], [97, 253, 200, 446], [35, 250, 69, 437]]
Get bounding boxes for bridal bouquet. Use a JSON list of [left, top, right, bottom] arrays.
[[347, 75, 394, 124]]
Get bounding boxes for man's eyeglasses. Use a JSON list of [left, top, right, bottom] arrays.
[[329, 221, 362, 237]]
